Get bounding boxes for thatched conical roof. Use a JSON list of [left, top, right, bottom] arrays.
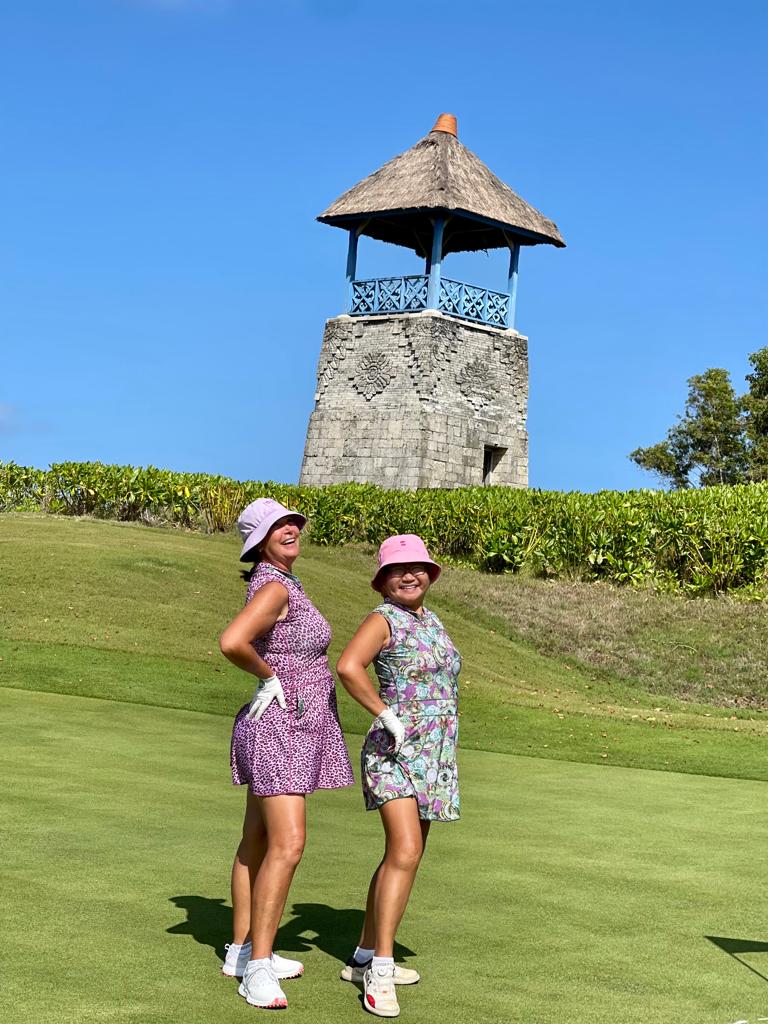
[[318, 115, 565, 255]]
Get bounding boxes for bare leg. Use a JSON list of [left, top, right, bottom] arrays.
[[250, 794, 307, 960], [359, 816, 430, 951], [231, 790, 267, 944], [371, 799, 430, 958], [358, 860, 383, 950]]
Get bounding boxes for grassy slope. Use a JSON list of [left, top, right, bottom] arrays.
[[1, 513, 766, 780], [437, 567, 768, 710], [2, 687, 766, 1024], [2, 514, 767, 1023]]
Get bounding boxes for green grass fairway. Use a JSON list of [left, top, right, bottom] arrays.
[[2, 513, 767, 1022], [1, 513, 766, 780], [2, 687, 766, 1024]]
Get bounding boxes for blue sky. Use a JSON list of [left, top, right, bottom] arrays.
[[1, 0, 766, 490]]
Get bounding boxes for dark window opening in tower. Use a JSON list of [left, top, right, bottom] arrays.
[[483, 446, 506, 485]]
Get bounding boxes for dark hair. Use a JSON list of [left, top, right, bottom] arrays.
[[240, 547, 263, 583]]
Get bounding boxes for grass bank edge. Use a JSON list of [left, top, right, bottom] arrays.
[[3, 461, 768, 594], [3, 660, 765, 784]]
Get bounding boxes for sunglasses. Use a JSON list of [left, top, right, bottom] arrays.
[[384, 564, 429, 578]]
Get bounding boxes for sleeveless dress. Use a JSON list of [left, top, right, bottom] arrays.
[[230, 563, 354, 796], [361, 600, 462, 822]]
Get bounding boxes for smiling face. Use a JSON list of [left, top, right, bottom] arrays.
[[260, 515, 303, 571], [379, 563, 432, 611]]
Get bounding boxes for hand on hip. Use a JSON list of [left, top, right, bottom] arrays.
[[247, 675, 287, 722], [374, 707, 406, 754]]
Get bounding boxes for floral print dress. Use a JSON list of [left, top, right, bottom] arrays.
[[361, 600, 461, 822]]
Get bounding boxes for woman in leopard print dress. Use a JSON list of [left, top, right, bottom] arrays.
[[218, 498, 354, 1009]]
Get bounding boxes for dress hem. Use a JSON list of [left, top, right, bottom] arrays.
[[234, 780, 355, 796], [365, 793, 460, 822]]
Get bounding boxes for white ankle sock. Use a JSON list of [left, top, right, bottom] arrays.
[[229, 940, 251, 951], [372, 955, 394, 970], [247, 956, 271, 968], [354, 946, 374, 964]]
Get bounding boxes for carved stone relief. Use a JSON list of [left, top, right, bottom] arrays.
[[315, 322, 353, 399], [492, 335, 527, 392], [404, 320, 456, 399], [301, 313, 528, 489], [457, 356, 495, 411], [354, 350, 393, 401]]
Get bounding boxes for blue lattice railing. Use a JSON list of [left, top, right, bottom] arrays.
[[350, 275, 510, 328], [437, 278, 510, 328], [350, 276, 429, 316]]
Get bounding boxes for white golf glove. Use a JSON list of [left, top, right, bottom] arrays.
[[374, 707, 405, 755], [246, 675, 287, 722]]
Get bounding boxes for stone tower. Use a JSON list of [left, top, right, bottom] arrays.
[[300, 114, 564, 489]]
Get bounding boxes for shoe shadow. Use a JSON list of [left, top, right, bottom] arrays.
[[167, 896, 417, 967], [167, 895, 231, 961], [276, 902, 416, 965]]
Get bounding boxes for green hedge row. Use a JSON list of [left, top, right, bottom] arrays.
[[2, 460, 768, 595]]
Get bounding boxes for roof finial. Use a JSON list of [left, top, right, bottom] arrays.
[[431, 113, 457, 138]]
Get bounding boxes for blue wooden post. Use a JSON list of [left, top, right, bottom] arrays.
[[426, 217, 445, 310], [506, 241, 520, 328], [346, 228, 359, 312]]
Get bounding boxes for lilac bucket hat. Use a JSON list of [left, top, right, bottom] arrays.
[[236, 498, 306, 562], [371, 534, 441, 591]]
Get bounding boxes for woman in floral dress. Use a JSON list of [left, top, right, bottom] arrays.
[[219, 498, 354, 1010], [336, 535, 461, 1019]]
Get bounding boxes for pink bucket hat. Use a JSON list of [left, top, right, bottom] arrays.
[[371, 534, 441, 591], [236, 498, 306, 562]]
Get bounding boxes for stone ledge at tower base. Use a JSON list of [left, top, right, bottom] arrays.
[[300, 311, 528, 490]]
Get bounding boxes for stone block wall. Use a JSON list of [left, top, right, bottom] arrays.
[[300, 311, 528, 489]]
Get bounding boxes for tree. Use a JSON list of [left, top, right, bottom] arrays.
[[742, 347, 768, 481], [630, 368, 749, 488]]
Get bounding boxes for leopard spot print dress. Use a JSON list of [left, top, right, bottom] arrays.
[[230, 563, 354, 796]]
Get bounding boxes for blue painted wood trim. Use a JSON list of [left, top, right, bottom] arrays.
[[350, 274, 509, 326], [426, 218, 445, 309], [507, 242, 520, 328], [345, 230, 359, 311], [319, 207, 563, 248]]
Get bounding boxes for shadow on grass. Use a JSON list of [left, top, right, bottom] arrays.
[[167, 896, 231, 961], [167, 896, 416, 966], [276, 903, 416, 964], [706, 935, 768, 983]]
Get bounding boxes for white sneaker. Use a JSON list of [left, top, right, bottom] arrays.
[[222, 941, 252, 978], [363, 964, 400, 1018], [271, 952, 304, 979], [238, 960, 288, 1009], [340, 958, 419, 986]]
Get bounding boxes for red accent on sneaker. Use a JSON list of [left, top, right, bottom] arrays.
[[366, 995, 376, 1007]]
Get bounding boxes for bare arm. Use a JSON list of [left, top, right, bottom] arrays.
[[219, 581, 289, 679], [336, 613, 391, 717]]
